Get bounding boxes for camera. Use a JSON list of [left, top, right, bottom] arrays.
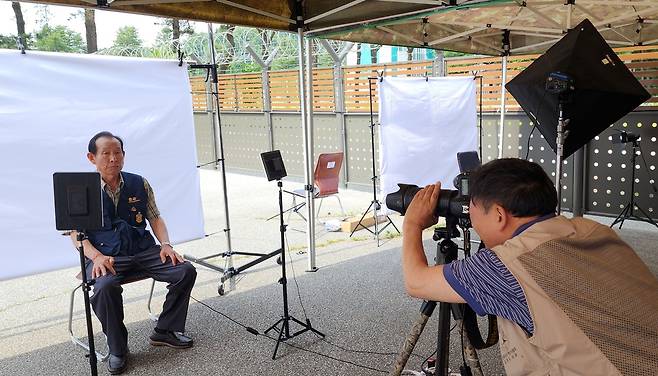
[[385, 151, 480, 220], [385, 173, 470, 219]]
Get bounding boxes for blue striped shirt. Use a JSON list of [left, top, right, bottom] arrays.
[[442, 214, 555, 335]]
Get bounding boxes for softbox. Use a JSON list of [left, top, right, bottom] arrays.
[[506, 19, 650, 158]]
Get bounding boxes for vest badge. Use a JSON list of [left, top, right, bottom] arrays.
[[136, 212, 143, 224], [128, 196, 141, 204]]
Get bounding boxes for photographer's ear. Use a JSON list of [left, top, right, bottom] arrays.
[[494, 205, 508, 229]]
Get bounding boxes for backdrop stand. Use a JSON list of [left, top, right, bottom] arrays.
[[185, 24, 279, 295], [350, 76, 399, 246]]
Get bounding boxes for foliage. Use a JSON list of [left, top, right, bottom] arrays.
[[34, 24, 85, 53], [112, 26, 143, 53]]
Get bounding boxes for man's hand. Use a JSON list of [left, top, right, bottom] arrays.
[[91, 254, 116, 278], [160, 244, 185, 266], [403, 182, 441, 231]]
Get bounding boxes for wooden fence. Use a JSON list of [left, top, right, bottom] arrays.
[[190, 45, 658, 113]]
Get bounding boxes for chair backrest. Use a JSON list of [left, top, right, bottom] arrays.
[[314, 152, 343, 197]]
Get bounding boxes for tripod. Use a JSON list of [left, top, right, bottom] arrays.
[[611, 139, 658, 229], [392, 218, 485, 376], [76, 231, 98, 376], [350, 77, 400, 245], [264, 180, 325, 359]]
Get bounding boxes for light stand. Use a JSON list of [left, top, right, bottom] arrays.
[[545, 72, 574, 214], [53, 172, 104, 376], [611, 136, 658, 229], [350, 77, 400, 245], [264, 180, 325, 359], [76, 231, 98, 376]]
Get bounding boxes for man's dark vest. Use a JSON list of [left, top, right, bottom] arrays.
[[87, 172, 156, 256]]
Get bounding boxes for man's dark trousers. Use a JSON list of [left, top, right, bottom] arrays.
[[85, 246, 197, 356]]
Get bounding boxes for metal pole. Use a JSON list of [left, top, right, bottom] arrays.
[[246, 45, 278, 151], [572, 146, 585, 216], [207, 23, 234, 283], [297, 22, 317, 271], [498, 55, 508, 159], [320, 40, 352, 187]]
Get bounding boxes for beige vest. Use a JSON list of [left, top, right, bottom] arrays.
[[491, 216, 658, 376]]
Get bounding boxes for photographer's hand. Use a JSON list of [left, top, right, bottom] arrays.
[[403, 182, 441, 231]]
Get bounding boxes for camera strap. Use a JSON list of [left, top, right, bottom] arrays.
[[462, 306, 498, 350]]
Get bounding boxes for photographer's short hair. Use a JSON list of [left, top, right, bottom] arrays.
[[88, 131, 124, 155], [470, 158, 557, 217]]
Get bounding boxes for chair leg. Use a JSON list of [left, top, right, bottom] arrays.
[[69, 283, 109, 362], [147, 279, 159, 322], [336, 195, 346, 217], [316, 198, 324, 217]]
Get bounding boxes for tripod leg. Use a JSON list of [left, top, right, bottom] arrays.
[[456, 319, 485, 376], [611, 202, 631, 229], [350, 201, 374, 237], [272, 320, 286, 359], [391, 301, 436, 376]]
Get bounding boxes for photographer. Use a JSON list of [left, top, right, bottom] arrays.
[[402, 158, 658, 375]]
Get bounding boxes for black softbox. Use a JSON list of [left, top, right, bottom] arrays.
[[506, 19, 650, 158]]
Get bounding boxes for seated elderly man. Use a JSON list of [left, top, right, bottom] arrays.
[[70, 131, 197, 375], [401, 158, 658, 375]]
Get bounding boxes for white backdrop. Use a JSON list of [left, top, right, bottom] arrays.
[[0, 50, 204, 280], [379, 76, 478, 208]]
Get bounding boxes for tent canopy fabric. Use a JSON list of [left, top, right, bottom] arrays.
[[16, 0, 446, 34], [314, 0, 658, 56], [16, 0, 658, 56]]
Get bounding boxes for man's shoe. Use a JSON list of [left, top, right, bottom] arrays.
[[107, 354, 127, 375], [149, 329, 193, 349]]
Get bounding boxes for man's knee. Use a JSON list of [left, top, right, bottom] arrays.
[[92, 277, 123, 299], [180, 262, 197, 284]]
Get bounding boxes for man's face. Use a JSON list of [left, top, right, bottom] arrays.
[[469, 199, 505, 248], [87, 136, 124, 179]]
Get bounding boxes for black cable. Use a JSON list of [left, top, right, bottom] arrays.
[[524, 124, 536, 160], [420, 322, 457, 371], [283, 234, 420, 360], [284, 233, 309, 321], [191, 296, 389, 374]]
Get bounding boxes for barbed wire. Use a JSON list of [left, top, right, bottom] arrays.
[[96, 27, 350, 73]]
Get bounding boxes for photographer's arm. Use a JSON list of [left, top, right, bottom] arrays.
[[402, 183, 465, 304], [69, 231, 115, 278]]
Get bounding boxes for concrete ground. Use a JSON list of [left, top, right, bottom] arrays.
[[1, 169, 656, 376]]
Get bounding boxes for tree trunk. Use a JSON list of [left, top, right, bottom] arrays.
[[12, 2, 26, 49], [172, 19, 180, 52], [84, 9, 97, 53]]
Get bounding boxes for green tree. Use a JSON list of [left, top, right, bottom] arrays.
[[113, 26, 142, 49], [34, 24, 85, 53]]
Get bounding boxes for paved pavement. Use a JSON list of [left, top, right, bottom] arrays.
[[1, 169, 656, 376]]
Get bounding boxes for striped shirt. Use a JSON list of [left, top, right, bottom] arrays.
[[443, 214, 555, 335], [101, 174, 160, 220]]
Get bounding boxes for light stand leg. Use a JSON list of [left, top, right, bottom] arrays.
[[77, 232, 98, 376], [611, 143, 658, 229]]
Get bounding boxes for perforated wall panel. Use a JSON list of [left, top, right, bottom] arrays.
[[221, 113, 270, 172]]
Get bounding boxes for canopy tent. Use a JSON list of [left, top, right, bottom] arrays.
[[11, 0, 658, 274], [311, 0, 658, 55]]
